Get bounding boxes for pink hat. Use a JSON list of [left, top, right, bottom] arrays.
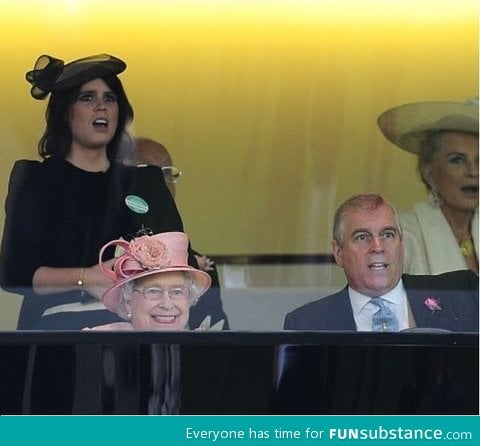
[[99, 232, 211, 312]]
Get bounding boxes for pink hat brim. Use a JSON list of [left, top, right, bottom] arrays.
[[102, 266, 211, 313]]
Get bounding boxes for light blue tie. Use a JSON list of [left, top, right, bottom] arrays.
[[370, 298, 399, 332]]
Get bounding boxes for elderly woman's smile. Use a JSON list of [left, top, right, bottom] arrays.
[[93, 232, 213, 331], [127, 272, 194, 331]]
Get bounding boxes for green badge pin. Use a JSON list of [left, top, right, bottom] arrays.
[[125, 195, 149, 214]]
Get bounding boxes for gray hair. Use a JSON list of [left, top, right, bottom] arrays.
[[333, 193, 403, 245], [114, 272, 201, 320]]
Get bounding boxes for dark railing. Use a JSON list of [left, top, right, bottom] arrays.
[[0, 331, 477, 415]]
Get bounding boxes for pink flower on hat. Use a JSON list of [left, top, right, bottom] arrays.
[[129, 235, 171, 269], [99, 232, 213, 314], [424, 296, 442, 312]]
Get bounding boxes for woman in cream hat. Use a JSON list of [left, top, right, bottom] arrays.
[[378, 99, 478, 275], [84, 232, 223, 331]]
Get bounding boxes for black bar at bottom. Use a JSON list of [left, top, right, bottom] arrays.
[[0, 332, 477, 415]]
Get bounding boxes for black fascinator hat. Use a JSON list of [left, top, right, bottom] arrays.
[[26, 53, 126, 99]]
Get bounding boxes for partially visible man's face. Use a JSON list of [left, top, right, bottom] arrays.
[[136, 140, 176, 197], [332, 205, 404, 297]]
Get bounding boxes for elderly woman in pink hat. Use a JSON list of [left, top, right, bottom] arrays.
[[84, 232, 222, 331]]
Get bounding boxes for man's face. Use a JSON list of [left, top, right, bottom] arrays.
[[332, 205, 404, 297]]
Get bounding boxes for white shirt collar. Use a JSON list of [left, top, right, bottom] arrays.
[[348, 279, 409, 331]]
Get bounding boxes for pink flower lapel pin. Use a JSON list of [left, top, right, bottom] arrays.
[[424, 297, 442, 313]]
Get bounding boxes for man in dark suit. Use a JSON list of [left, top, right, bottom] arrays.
[[284, 193, 478, 332], [274, 194, 478, 416]]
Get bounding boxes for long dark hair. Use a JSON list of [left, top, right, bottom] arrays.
[[38, 74, 134, 160]]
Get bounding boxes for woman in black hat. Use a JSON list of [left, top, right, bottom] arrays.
[[0, 54, 185, 330]]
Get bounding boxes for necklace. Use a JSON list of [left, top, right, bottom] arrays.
[[459, 237, 476, 258], [452, 227, 476, 258]]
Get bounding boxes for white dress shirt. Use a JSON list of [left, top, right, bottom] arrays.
[[348, 279, 410, 331]]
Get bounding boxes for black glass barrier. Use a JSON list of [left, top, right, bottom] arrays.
[[0, 331, 477, 415]]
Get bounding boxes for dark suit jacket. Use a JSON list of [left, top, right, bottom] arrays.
[[284, 270, 479, 332]]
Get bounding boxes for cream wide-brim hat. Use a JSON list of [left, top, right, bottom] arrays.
[[377, 99, 479, 154]]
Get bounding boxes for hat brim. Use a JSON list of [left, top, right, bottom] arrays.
[[53, 54, 126, 92], [102, 267, 211, 313], [26, 54, 126, 100], [377, 101, 479, 154]]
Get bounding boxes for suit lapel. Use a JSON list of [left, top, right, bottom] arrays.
[[403, 275, 456, 331], [335, 287, 357, 330]]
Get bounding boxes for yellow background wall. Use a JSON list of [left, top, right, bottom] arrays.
[[0, 0, 477, 257]]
